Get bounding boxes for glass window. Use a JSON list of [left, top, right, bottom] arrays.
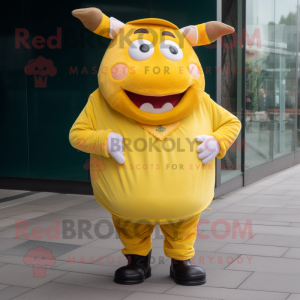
[[245, 0, 275, 169], [273, 0, 297, 157], [245, 0, 298, 170]]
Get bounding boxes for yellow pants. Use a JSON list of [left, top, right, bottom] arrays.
[[112, 213, 201, 260]]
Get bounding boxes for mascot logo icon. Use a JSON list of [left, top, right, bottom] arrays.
[[23, 246, 55, 277], [156, 125, 166, 133], [24, 56, 57, 88]]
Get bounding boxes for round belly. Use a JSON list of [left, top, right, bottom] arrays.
[[91, 148, 215, 224]]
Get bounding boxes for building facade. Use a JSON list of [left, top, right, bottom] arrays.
[[0, 0, 299, 196]]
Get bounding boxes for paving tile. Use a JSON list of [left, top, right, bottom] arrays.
[[0, 254, 65, 268], [0, 218, 25, 228], [0, 227, 18, 238], [286, 191, 300, 196], [256, 208, 300, 215], [255, 190, 288, 195], [53, 260, 118, 276], [0, 264, 66, 288], [65, 208, 110, 218], [233, 186, 269, 195], [123, 292, 213, 300], [280, 177, 300, 183], [226, 255, 300, 275], [225, 212, 275, 222], [0, 222, 102, 245], [86, 236, 124, 249], [237, 194, 296, 203], [264, 184, 300, 191], [0, 238, 27, 253], [17, 233, 98, 246], [205, 268, 252, 288], [198, 230, 252, 244], [250, 224, 300, 236], [246, 233, 300, 247], [0, 220, 65, 240], [10, 211, 49, 220], [245, 220, 290, 226], [0, 193, 55, 209], [31, 212, 99, 222], [287, 295, 300, 300], [0, 283, 9, 290], [232, 202, 286, 208], [56, 246, 118, 262], [192, 251, 239, 269], [27, 194, 84, 206], [283, 248, 300, 259], [54, 271, 174, 293], [208, 201, 233, 211], [0, 189, 28, 199], [12, 282, 132, 300], [146, 262, 178, 284], [0, 204, 49, 218], [216, 194, 249, 203], [204, 211, 242, 222], [193, 240, 227, 252], [151, 238, 164, 248], [1, 240, 81, 258], [30, 198, 95, 213], [217, 243, 289, 257], [221, 205, 262, 213], [270, 215, 300, 222], [288, 222, 300, 227], [165, 286, 289, 300], [196, 219, 241, 233], [148, 262, 251, 289], [239, 272, 300, 293], [0, 286, 32, 300]]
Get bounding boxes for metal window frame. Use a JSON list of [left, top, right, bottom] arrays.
[[215, 0, 245, 194], [215, 0, 222, 188]]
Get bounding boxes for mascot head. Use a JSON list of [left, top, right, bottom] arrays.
[[73, 8, 234, 125]]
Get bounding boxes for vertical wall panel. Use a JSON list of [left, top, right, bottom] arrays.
[[24, 0, 88, 181], [0, 0, 29, 177]]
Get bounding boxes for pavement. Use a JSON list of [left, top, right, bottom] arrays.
[[0, 164, 300, 300]]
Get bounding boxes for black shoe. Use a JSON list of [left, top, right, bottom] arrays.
[[114, 250, 151, 285], [170, 258, 206, 286]]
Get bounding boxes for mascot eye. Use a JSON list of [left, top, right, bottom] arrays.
[[128, 39, 154, 61], [159, 40, 183, 61]]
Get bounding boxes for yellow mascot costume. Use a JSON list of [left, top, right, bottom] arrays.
[[70, 7, 241, 286]]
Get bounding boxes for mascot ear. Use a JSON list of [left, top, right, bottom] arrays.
[[72, 8, 125, 39], [180, 22, 235, 46]]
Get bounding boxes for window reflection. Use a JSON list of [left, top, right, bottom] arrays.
[[245, 0, 297, 170]]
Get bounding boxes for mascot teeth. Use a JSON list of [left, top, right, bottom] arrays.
[[140, 103, 174, 113]]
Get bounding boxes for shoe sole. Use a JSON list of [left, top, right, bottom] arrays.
[[170, 271, 206, 286], [114, 271, 151, 285]]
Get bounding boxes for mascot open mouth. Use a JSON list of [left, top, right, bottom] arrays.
[[125, 90, 185, 113]]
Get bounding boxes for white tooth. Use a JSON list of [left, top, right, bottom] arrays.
[[139, 103, 174, 113], [139, 103, 154, 112]]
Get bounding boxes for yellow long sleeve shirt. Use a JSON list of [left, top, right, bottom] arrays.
[[69, 89, 241, 224]]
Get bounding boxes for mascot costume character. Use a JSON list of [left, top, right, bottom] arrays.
[[70, 7, 241, 286]]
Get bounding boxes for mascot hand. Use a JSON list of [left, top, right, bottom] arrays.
[[195, 135, 220, 164], [107, 132, 125, 164]]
